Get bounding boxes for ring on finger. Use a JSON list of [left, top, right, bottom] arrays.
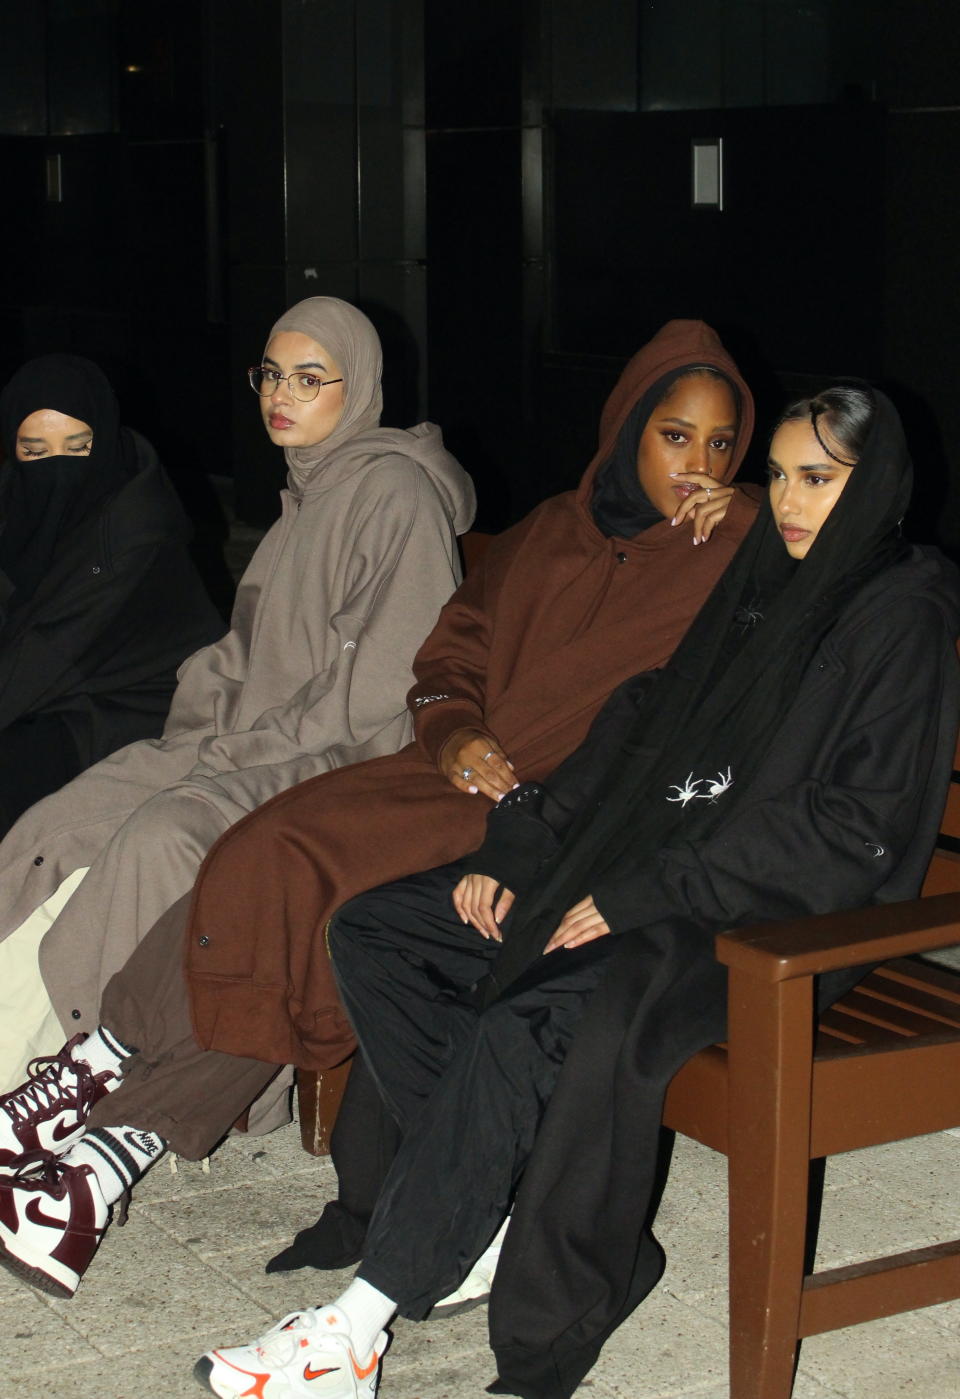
[[705, 486, 713, 496], [461, 766, 474, 780]]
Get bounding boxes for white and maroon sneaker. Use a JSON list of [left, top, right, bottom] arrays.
[[0, 1151, 109, 1297], [195, 1306, 387, 1398], [0, 1037, 114, 1175]]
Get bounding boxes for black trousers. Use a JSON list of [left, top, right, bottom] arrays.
[[328, 862, 616, 1320]]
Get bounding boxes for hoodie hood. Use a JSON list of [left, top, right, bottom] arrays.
[[297, 420, 476, 536], [357, 421, 476, 535], [831, 542, 960, 641], [575, 319, 755, 513]]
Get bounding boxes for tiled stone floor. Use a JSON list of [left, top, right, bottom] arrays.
[[6, 1116, 960, 1398]]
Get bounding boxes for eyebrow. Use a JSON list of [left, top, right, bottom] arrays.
[[767, 455, 848, 471], [261, 355, 327, 371], [18, 430, 92, 444], [18, 431, 92, 441], [658, 415, 737, 432]]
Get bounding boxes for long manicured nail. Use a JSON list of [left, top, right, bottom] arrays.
[[670, 516, 677, 526], [468, 784, 478, 794]]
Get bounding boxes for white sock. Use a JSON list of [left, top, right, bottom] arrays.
[[72, 1025, 132, 1081], [330, 1277, 396, 1359], [476, 1214, 509, 1269], [63, 1125, 165, 1205]]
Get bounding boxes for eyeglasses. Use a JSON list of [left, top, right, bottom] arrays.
[[247, 366, 344, 402]]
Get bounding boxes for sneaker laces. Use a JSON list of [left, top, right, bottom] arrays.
[[1, 1040, 101, 1128], [257, 1310, 323, 1366], [10, 1147, 70, 1192]]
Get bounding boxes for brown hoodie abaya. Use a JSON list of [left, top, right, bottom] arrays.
[[182, 320, 759, 1073]]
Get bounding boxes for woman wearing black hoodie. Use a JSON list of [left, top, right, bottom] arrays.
[[197, 383, 958, 1399]]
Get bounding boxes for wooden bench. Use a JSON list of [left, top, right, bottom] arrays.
[[297, 545, 960, 1396], [663, 739, 960, 1398]]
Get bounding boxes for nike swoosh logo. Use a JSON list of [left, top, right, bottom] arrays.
[[51, 1117, 79, 1144], [352, 1351, 380, 1381], [24, 1197, 67, 1231], [303, 1364, 337, 1381]]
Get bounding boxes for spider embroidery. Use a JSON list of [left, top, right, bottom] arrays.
[[666, 767, 735, 806], [698, 767, 733, 801], [666, 773, 703, 806]]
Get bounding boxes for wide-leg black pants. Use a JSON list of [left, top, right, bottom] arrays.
[[327, 862, 616, 1319]]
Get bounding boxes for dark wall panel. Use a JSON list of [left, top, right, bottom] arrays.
[[550, 105, 884, 378]]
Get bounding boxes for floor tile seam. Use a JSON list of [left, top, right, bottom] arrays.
[[110, 1199, 281, 1274], [660, 1282, 725, 1309], [198, 1246, 315, 1314], [126, 1182, 324, 1222], [9, 1285, 118, 1361], [921, 1302, 960, 1336], [650, 1289, 731, 1341], [614, 1373, 725, 1399], [172, 1235, 307, 1263], [27, 1311, 280, 1371], [132, 1172, 303, 1203]]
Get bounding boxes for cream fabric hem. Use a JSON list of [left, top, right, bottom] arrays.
[[0, 867, 88, 1093]]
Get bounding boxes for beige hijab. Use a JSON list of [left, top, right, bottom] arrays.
[[266, 297, 384, 493]]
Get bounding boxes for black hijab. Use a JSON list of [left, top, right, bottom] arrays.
[[0, 355, 133, 599], [491, 385, 913, 993]]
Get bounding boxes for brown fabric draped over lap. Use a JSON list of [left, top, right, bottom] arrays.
[[184, 319, 759, 1071]]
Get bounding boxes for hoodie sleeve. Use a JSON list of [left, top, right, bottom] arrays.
[[183, 456, 464, 798], [461, 672, 663, 893], [591, 599, 959, 936], [408, 512, 540, 766]]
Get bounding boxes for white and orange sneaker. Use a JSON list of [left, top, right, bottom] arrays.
[[195, 1306, 387, 1398]]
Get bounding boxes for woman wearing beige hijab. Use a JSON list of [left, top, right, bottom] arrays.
[[0, 296, 475, 1093]]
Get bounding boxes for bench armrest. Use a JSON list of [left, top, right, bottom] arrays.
[[715, 891, 960, 983]]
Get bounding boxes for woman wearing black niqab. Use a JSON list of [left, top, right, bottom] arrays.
[[0, 354, 222, 833]]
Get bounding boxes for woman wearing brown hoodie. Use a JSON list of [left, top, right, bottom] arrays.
[[0, 320, 760, 1300]]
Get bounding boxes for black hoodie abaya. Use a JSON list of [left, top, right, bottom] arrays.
[[0, 356, 222, 831], [476, 391, 960, 1398]]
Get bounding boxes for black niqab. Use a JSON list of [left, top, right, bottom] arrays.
[[0, 355, 133, 600]]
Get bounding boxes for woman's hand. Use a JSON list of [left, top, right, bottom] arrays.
[[440, 728, 517, 801], [544, 895, 611, 953], [669, 472, 735, 544], [453, 873, 515, 939]]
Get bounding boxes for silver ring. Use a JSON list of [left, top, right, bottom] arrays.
[[461, 767, 474, 780], [482, 750, 495, 761], [705, 486, 713, 496]]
